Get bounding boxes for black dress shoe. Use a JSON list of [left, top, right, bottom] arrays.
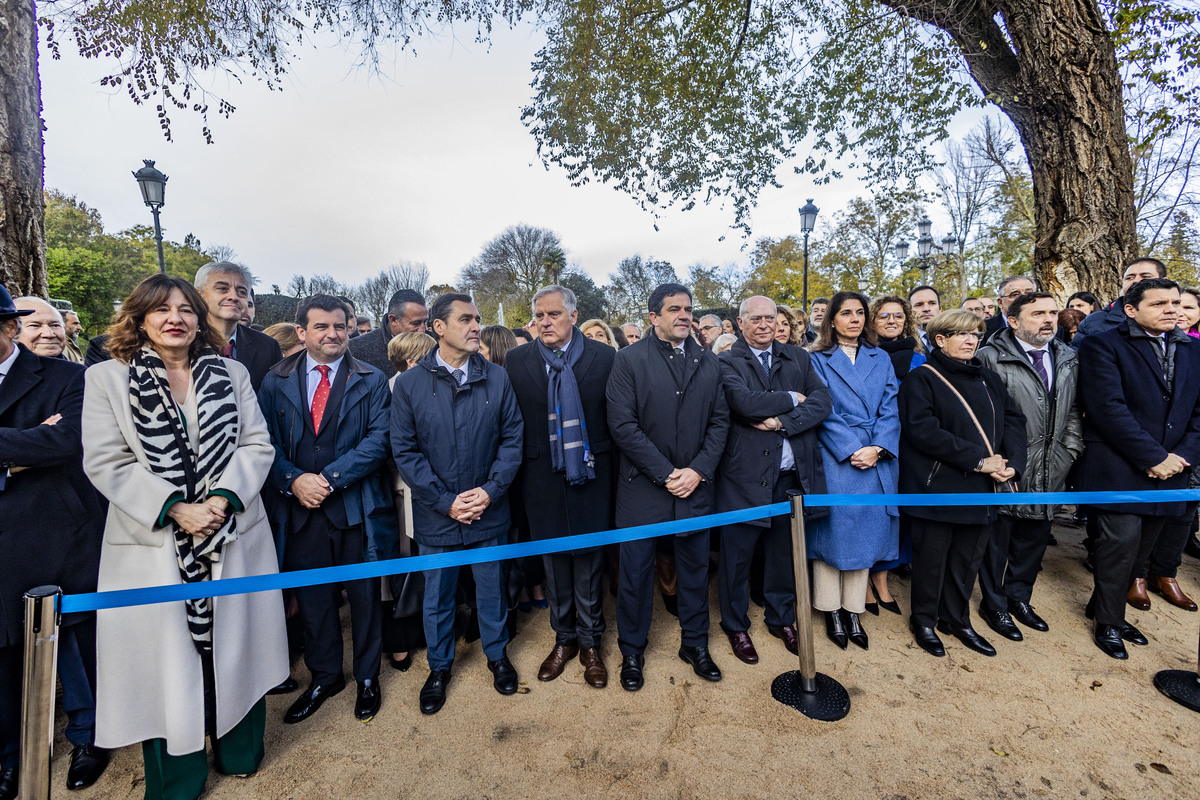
[[66, 743, 110, 790], [619, 654, 645, 691], [726, 630, 759, 664], [1094, 625, 1128, 659], [910, 621, 944, 657], [284, 676, 347, 723], [980, 608, 1023, 641], [937, 623, 997, 656], [1009, 601, 1049, 632], [0, 766, 17, 800], [678, 645, 722, 681], [420, 669, 452, 714], [845, 611, 868, 650], [1046, 532, 1058, 546], [355, 679, 382, 721], [865, 601, 879, 616], [267, 676, 299, 695], [488, 656, 520, 695], [1120, 622, 1149, 646], [661, 591, 679, 617], [870, 582, 901, 615], [389, 652, 413, 672], [824, 610, 848, 649]]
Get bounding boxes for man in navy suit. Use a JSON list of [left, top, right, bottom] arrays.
[[258, 294, 398, 723], [1077, 277, 1200, 659], [0, 287, 107, 798], [194, 261, 283, 390]]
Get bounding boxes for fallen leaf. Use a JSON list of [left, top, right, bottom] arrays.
[[992, 748, 1008, 757], [1041, 777, 1052, 788], [1090, 681, 1103, 690], [960, 664, 974, 673], [1150, 763, 1172, 775], [1135, 763, 1147, 774], [516, 686, 531, 694]]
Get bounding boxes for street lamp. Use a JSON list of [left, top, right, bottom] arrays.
[[133, 159, 168, 274], [798, 198, 819, 310], [916, 216, 935, 284]]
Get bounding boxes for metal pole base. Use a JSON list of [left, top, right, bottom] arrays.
[[771, 670, 851, 722], [1153, 670, 1200, 713]]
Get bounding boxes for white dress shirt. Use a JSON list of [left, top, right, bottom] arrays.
[[304, 353, 345, 410], [747, 344, 797, 471]]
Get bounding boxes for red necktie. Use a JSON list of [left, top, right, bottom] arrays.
[[221, 340, 234, 357], [311, 365, 331, 434]]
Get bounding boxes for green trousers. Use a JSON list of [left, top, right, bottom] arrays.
[[140, 698, 267, 800]]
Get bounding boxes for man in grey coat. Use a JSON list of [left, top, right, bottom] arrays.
[[977, 293, 1083, 641]]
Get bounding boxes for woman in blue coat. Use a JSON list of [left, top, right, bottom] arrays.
[[805, 292, 901, 651]]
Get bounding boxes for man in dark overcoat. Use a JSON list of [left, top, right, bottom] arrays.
[[1076, 277, 1200, 659], [606, 283, 729, 690], [0, 287, 108, 798], [348, 289, 429, 378], [716, 295, 831, 663], [506, 285, 616, 688]]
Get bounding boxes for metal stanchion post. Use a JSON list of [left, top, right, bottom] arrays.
[[1153, 622, 1200, 712], [19, 586, 62, 800], [771, 492, 851, 721]]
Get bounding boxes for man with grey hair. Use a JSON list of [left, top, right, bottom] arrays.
[[14, 298, 67, 359], [696, 314, 723, 349], [983, 275, 1037, 344], [505, 285, 617, 688], [194, 261, 282, 390]]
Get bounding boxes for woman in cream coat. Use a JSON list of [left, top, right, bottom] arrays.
[[82, 274, 287, 800]]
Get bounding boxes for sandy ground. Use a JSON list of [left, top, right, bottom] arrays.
[[45, 520, 1200, 800]]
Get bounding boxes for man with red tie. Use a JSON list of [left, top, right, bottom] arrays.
[[258, 295, 398, 723]]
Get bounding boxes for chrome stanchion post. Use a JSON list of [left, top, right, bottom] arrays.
[[771, 492, 850, 721], [19, 586, 62, 800]]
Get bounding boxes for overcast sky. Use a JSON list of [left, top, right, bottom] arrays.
[[39, 23, 972, 294]]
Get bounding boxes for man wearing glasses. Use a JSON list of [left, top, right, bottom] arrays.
[[697, 315, 724, 349], [983, 275, 1037, 344]]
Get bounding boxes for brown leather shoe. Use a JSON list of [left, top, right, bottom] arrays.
[[726, 630, 759, 664], [537, 643, 579, 682], [579, 647, 608, 688], [1149, 575, 1199, 611], [768, 624, 800, 656], [1127, 578, 1152, 610]]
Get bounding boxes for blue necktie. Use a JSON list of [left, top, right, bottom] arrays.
[[759, 350, 771, 378]]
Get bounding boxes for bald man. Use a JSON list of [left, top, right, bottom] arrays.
[[14, 298, 67, 359]]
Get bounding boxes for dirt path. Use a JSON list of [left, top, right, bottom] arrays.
[[49, 522, 1200, 799]]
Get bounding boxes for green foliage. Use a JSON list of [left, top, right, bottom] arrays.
[[606, 255, 678, 324], [1164, 211, 1200, 286], [254, 293, 301, 327], [560, 269, 607, 320]]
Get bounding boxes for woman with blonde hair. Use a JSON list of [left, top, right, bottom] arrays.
[[263, 322, 303, 357], [580, 319, 618, 348], [775, 305, 805, 346]]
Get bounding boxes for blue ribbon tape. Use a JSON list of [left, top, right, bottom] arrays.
[[58, 488, 1200, 614]]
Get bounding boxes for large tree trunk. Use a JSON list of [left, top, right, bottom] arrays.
[[0, 0, 46, 296], [895, 0, 1135, 302]]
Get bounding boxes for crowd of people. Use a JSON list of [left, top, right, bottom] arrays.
[[1, 254, 1198, 800]]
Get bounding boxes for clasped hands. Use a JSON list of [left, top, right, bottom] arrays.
[[168, 496, 230, 537], [1148, 453, 1190, 480], [292, 472, 333, 509], [979, 454, 1016, 483], [450, 487, 491, 524], [665, 467, 702, 498]]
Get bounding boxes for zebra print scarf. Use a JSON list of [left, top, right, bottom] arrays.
[[129, 346, 240, 654]]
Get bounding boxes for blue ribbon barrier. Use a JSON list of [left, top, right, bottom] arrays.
[[58, 488, 1200, 614]]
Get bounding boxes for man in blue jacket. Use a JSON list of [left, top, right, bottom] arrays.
[[1077, 277, 1200, 659], [391, 293, 524, 715], [258, 294, 398, 724]]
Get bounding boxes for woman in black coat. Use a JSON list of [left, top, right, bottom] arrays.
[[898, 309, 1026, 659]]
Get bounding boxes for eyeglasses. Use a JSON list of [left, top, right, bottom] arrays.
[[743, 316, 774, 325], [699, 324, 721, 332], [945, 330, 984, 341], [876, 312, 905, 321], [1004, 288, 1035, 300]]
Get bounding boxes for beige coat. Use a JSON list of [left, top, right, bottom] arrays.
[[82, 358, 288, 756]]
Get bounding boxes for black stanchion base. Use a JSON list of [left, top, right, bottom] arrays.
[[771, 670, 851, 721], [1153, 670, 1200, 713]]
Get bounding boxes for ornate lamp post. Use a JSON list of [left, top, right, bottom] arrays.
[[798, 199, 819, 310], [132, 160, 168, 274]]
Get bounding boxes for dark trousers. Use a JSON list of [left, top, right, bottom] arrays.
[[910, 519, 991, 630], [284, 513, 381, 685], [0, 619, 98, 769], [1092, 512, 1168, 627], [141, 698, 266, 800], [1140, 502, 1199, 580], [979, 516, 1053, 611], [422, 534, 509, 670], [718, 471, 798, 632], [617, 529, 711, 655], [542, 548, 606, 649]]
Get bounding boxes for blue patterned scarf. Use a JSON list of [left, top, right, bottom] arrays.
[[537, 332, 595, 485]]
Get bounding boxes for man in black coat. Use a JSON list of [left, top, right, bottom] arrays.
[[506, 285, 616, 689], [348, 289, 429, 378], [716, 296, 831, 663], [194, 262, 283, 390], [0, 287, 108, 798], [1071, 257, 1166, 348], [606, 283, 730, 690], [981, 275, 1036, 345], [1076, 277, 1200, 659]]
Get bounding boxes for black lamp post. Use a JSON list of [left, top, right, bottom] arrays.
[[133, 160, 168, 274], [798, 198, 819, 310], [915, 216, 935, 285]]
